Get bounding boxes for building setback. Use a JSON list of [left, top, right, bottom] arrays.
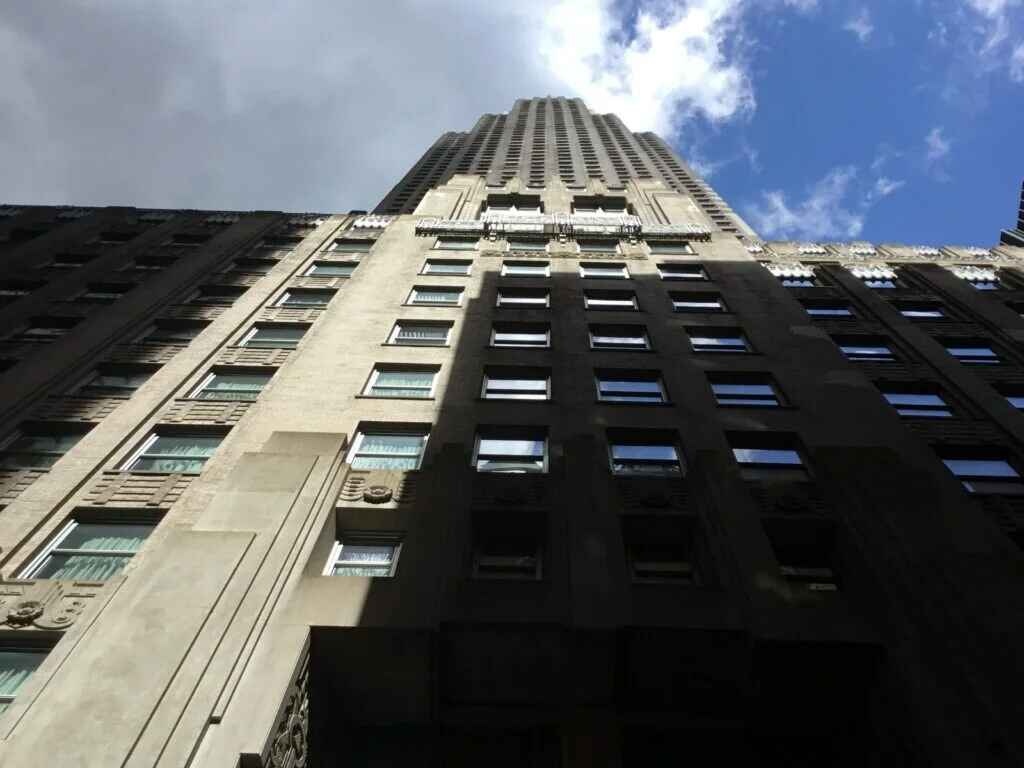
[[0, 97, 1022, 766]]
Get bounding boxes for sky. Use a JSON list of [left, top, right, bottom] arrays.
[[0, 0, 1021, 246]]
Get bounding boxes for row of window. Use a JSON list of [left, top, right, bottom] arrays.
[[431, 237, 694, 256]]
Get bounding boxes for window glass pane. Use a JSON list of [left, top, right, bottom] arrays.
[[487, 378, 546, 391], [352, 433, 426, 470], [884, 393, 944, 407], [659, 265, 706, 280], [33, 522, 153, 580], [493, 328, 548, 346], [502, 261, 549, 276], [580, 263, 626, 276], [83, 371, 152, 392], [733, 448, 802, 465], [948, 346, 996, 358], [806, 306, 852, 316], [410, 288, 460, 304], [713, 384, 774, 396], [307, 262, 356, 277], [0, 650, 47, 711], [129, 434, 221, 472], [943, 459, 1019, 478], [478, 438, 545, 457], [498, 289, 548, 305], [198, 373, 270, 401], [423, 261, 470, 275], [612, 443, 679, 462], [435, 237, 477, 250], [333, 543, 395, 576], [281, 291, 330, 306], [369, 370, 434, 398], [332, 240, 371, 253], [245, 327, 305, 347]]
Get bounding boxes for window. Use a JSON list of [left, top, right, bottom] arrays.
[[0, 649, 49, 714], [421, 259, 471, 276], [763, 519, 838, 591], [491, 323, 550, 348], [98, 230, 138, 245], [501, 260, 549, 277], [388, 321, 452, 346], [672, 292, 725, 313], [363, 367, 437, 399], [834, 335, 895, 362], [21, 517, 155, 580], [608, 431, 684, 477], [687, 327, 750, 353], [879, 383, 952, 418], [590, 324, 649, 351], [849, 265, 899, 289], [433, 236, 477, 251], [496, 287, 549, 307], [168, 233, 210, 247], [579, 261, 628, 278], [324, 537, 400, 577], [802, 300, 853, 318], [259, 235, 301, 251], [729, 433, 808, 481], [140, 320, 207, 344], [276, 288, 334, 307], [996, 385, 1024, 410], [75, 283, 133, 304], [573, 197, 627, 214], [190, 371, 272, 401], [894, 300, 945, 319], [942, 339, 1000, 365], [709, 374, 782, 407], [507, 238, 548, 252], [596, 370, 667, 403], [122, 432, 224, 473], [240, 324, 307, 348], [623, 516, 697, 584], [407, 286, 463, 306], [48, 252, 96, 268], [474, 428, 547, 473], [11, 317, 81, 342], [328, 239, 372, 254], [129, 254, 177, 271], [584, 290, 638, 310], [0, 424, 91, 469], [229, 257, 276, 274], [938, 448, 1024, 495], [0, 281, 41, 306], [472, 518, 543, 580], [303, 261, 357, 278], [73, 365, 155, 397], [658, 263, 707, 281], [347, 428, 429, 470], [190, 286, 246, 306], [647, 241, 694, 255], [482, 368, 549, 400]]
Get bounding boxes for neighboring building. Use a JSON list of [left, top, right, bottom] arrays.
[[0, 98, 1022, 766]]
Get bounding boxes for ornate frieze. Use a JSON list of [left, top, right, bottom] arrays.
[[0, 579, 104, 632]]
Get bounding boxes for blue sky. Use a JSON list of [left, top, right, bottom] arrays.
[[1, 0, 1020, 246]]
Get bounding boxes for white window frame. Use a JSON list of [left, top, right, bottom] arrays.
[[328, 239, 372, 254], [18, 517, 154, 579], [406, 286, 464, 307], [120, 432, 222, 474], [345, 429, 429, 470], [595, 372, 667, 404], [275, 289, 333, 308], [657, 263, 707, 281], [322, 537, 402, 577], [481, 371, 550, 400], [496, 288, 550, 308], [589, 325, 650, 351], [239, 325, 306, 348], [584, 291, 639, 310], [501, 260, 551, 277], [505, 239, 549, 253], [579, 262, 629, 279], [363, 367, 438, 399], [433, 236, 478, 251], [688, 330, 751, 354], [304, 261, 358, 278], [490, 324, 551, 348], [188, 371, 271, 401], [387, 322, 452, 346], [472, 432, 549, 474], [420, 259, 472, 276]]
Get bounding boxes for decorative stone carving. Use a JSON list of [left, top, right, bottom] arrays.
[[339, 470, 416, 507], [264, 652, 309, 768], [0, 580, 101, 632]]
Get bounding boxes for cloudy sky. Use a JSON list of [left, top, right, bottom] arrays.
[[1, 0, 1021, 245]]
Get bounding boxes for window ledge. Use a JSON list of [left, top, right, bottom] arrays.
[[595, 400, 674, 407], [355, 395, 436, 401]]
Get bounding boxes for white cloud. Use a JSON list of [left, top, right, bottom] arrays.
[[925, 127, 952, 163], [1011, 42, 1024, 81], [873, 177, 906, 198], [843, 8, 874, 42], [539, 0, 819, 136], [745, 166, 866, 240], [958, 0, 1024, 76]]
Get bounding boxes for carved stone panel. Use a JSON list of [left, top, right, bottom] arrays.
[[108, 343, 184, 365], [0, 580, 104, 632], [161, 399, 252, 426], [161, 304, 227, 321], [0, 469, 45, 505], [217, 347, 293, 367], [83, 472, 194, 508], [338, 469, 417, 508], [258, 307, 323, 324], [35, 396, 125, 422], [259, 651, 309, 768]]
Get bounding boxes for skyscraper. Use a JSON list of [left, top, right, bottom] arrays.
[[0, 97, 1023, 767]]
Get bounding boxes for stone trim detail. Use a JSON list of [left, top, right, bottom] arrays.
[[257, 307, 323, 324], [83, 472, 193, 508], [216, 347, 293, 367], [0, 469, 46, 505], [338, 469, 417, 507], [255, 650, 309, 768], [34, 396, 125, 422], [161, 399, 252, 426], [0, 580, 104, 632], [108, 343, 185, 365]]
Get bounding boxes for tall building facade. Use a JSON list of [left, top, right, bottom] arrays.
[[0, 97, 1022, 766]]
